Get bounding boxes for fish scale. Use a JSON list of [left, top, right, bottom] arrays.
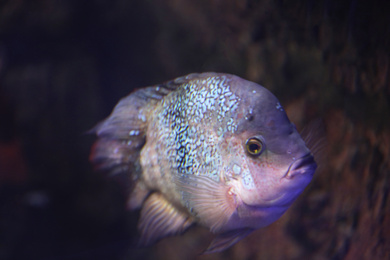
[[157, 77, 239, 181]]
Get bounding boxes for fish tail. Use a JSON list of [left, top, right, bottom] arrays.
[[90, 81, 183, 204]]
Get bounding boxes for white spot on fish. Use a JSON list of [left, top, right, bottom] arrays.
[[138, 114, 146, 122], [232, 164, 241, 175], [242, 170, 255, 189], [129, 130, 140, 136], [276, 102, 283, 111]]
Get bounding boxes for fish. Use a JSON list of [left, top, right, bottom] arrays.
[[90, 72, 318, 253]]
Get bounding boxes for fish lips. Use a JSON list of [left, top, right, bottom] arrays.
[[284, 153, 317, 179]]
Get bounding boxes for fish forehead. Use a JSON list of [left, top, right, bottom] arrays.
[[228, 81, 292, 135], [221, 75, 301, 156]]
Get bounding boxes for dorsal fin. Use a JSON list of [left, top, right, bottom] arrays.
[[93, 83, 177, 140]]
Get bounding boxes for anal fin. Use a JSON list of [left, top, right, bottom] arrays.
[[204, 228, 253, 254], [138, 192, 193, 246]]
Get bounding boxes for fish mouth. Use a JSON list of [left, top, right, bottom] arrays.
[[285, 153, 317, 179]]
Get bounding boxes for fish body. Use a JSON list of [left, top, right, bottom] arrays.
[[91, 72, 317, 253]]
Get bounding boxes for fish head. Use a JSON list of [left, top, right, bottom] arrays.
[[223, 76, 317, 227]]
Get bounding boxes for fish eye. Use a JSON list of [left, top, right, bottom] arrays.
[[245, 137, 264, 156]]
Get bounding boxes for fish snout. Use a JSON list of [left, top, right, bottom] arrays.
[[285, 153, 317, 179]]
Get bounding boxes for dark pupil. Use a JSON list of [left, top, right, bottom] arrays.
[[249, 143, 259, 152]]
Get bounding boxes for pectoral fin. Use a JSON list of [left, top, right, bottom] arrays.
[[175, 174, 238, 233], [204, 228, 253, 254], [138, 192, 193, 246]]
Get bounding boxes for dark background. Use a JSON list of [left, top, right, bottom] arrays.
[[0, 0, 389, 259]]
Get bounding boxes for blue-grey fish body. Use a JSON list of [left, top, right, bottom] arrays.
[[91, 72, 317, 253]]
